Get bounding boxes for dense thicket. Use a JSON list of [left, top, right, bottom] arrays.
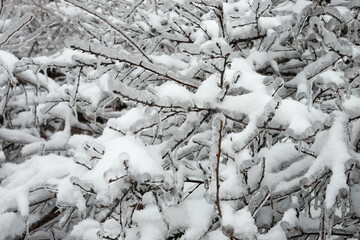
[[1, 0, 360, 239]]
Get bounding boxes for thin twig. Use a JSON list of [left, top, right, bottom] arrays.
[[64, 0, 151, 62], [215, 120, 223, 218]]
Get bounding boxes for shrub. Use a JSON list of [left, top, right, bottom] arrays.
[[1, 0, 360, 239]]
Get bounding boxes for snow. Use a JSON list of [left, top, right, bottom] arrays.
[[342, 95, 360, 115], [0, 155, 75, 190], [0, 50, 19, 71], [96, 135, 163, 175], [153, 81, 193, 104], [222, 205, 258, 238], [317, 70, 345, 86], [259, 142, 298, 172], [304, 112, 351, 208], [194, 74, 221, 106], [164, 199, 214, 239], [58, 4, 84, 17], [1, 0, 359, 238], [70, 219, 100, 240], [15, 188, 29, 218], [220, 160, 246, 199], [274, 0, 312, 15], [225, 121, 258, 153], [137, 221, 166, 240], [103, 219, 121, 238], [57, 179, 86, 215], [0, 212, 25, 240], [282, 208, 298, 227], [107, 107, 146, 133], [133, 205, 166, 240], [78, 82, 104, 110], [22, 129, 71, 157], [63, 133, 166, 204], [223, 1, 250, 15], [0, 128, 43, 144], [202, 20, 220, 38], [141, 10, 168, 32], [31, 48, 97, 67], [225, 57, 266, 92], [0, 154, 81, 217], [258, 209, 298, 240], [259, 16, 292, 30], [207, 230, 228, 240], [221, 93, 272, 121], [151, 54, 188, 70], [272, 99, 326, 135]]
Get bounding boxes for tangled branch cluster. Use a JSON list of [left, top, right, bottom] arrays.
[[1, 0, 360, 239]]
